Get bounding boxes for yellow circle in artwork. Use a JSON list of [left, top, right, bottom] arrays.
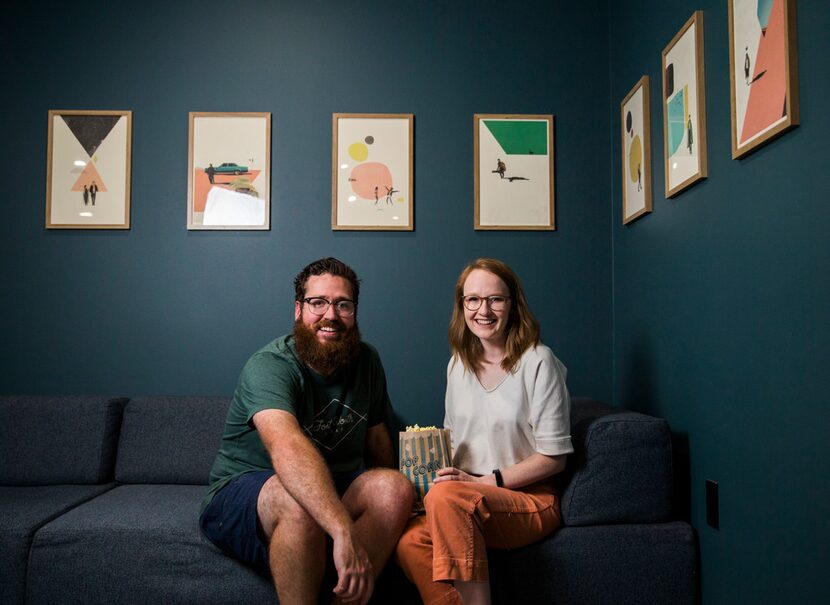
[[628, 136, 642, 182], [348, 142, 369, 162]]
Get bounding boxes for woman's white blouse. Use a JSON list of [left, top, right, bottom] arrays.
[[444, 344, 574, 476]]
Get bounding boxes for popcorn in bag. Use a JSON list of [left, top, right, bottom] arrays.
[[399, 426, 453, 512]]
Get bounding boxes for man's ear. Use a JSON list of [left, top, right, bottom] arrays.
[[294, 300, 302, 321]]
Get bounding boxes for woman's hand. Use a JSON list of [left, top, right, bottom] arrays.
[[434, 466, 490, 484]]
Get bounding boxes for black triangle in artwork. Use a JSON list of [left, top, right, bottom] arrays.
[[61, 115, 121, 157]]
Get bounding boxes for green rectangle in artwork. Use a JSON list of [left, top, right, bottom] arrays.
[[483, 120, 548, 155]]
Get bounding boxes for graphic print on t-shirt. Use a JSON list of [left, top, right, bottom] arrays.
[[302, 398, 368, 452]]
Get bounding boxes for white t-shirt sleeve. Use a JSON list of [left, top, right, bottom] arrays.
[[443, 358, 455, 453], [526, 347, 574, 456]]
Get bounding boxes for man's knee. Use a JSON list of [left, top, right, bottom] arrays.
[[368, 469, 415, 513], [258, 475, 324, 541], [350, 469, 414, 519]]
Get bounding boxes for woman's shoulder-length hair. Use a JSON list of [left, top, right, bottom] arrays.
[[448, 258, 540, 374]]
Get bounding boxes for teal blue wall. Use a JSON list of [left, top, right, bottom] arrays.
[[609, 1, 829, 602], [0, 1, 612, 428], [4, 1, 827, 601]]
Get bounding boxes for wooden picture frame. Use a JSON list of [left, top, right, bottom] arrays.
[[332, 113, 414, 231], [621, 76, 653, 224], [728, 0, 799, 159], [662, 11, 707, 198], [187, 112, 271, 230], [474, 114, 555, 230], [46, 110, 132, 229]]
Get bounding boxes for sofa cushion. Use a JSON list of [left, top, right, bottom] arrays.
[[27, 484, 275, 604], [0, 396, 126, 485], [0, 484, 113, 605], [114, 396, 230, 485], [560, 398, 673, 525], [489, 522, 697, 605]]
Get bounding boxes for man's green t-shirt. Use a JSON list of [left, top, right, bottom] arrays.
[[202, 335, 391, 510]]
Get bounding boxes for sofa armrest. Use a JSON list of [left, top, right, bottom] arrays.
[[559, 398, 673, 526]]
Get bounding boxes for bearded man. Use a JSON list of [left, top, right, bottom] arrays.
[[200, 258, 413, 605]]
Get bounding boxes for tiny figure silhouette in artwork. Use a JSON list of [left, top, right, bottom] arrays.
[[744, 47, 751, 85], [83, 185, 89, 205], [385, 186, 398, 205], [494, 158, 506, 179], [374, 186, 379, 205], [492, 158, 528, 182], [90, 181, 99, 205], [206, 163, 216, 184], [687, 115, 694, 154], [637, 163, 642, 192]]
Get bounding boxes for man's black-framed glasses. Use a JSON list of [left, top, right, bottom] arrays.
[[462, 295, 511, 312], [302, 297, 357, 317]]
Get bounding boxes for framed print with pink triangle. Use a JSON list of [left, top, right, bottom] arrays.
[[46, 110, 132, 229]]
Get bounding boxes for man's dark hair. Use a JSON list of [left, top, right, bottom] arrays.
[[293, 257, 361, 304]]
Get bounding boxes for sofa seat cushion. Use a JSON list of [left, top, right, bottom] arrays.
[[489, 522, 697, 605], [0, 396, 126, 485], [560, 399, 673, 525], [115, 396, 230, 484], [0, 484, 113, 605], [27, 484, 274, 604]]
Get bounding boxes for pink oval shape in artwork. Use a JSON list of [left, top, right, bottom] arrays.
[[350, 162, 393, 200]]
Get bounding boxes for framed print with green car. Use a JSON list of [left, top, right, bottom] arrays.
[[662, 11, 707, 198], [621, 76, 652, 225], [188, 112, 271, 230], [46, 110, 132, 229], [332, 113, 414, 231], [728, 0, 799, 159], [474, 114, 554, 230]]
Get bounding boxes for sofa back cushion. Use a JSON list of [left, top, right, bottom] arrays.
[[559, 398, 673, 525], [114, 396, 230, 484], [0, 395, 126, 485]]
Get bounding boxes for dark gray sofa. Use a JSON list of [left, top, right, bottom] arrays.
[[0, 395, 696, 604]]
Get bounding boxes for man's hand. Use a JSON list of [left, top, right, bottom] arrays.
[[331, 528, 374, 604]]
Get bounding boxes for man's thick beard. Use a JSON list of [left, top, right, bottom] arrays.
[[293, 317, 362, 375]]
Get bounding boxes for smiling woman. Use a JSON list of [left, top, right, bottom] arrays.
[[395, 258, 573, 605]]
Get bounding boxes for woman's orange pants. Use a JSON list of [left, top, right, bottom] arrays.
[[395, 480, 561, 605]]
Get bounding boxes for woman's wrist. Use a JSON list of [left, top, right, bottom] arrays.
[[492, 468, 504, 487]]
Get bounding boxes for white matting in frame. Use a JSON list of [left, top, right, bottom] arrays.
[[46, 110, 132, 229], [729, 0, 799, 159], [662, 11, 707, 198], [332, 113, 414, 231], [474, 114, 555, 230], [188, 112, 271, 230], [621, 76, 653, 224]]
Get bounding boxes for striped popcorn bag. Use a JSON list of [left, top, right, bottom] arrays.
[[399, 427, 453, 512]]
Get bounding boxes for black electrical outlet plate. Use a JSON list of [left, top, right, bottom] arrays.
[[706, 479, 719, 529]]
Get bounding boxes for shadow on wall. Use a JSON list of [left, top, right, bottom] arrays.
[[622, 337, 690, 523], [622, 337, 658, 417]]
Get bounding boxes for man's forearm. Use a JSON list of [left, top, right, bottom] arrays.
[[270, 431, 353, 539]]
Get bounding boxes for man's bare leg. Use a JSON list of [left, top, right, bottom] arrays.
[[258, 473, 327, 605], [341, 469, 414, 579]]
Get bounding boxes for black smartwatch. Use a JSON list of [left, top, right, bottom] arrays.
[[492, 468, 504, 487]]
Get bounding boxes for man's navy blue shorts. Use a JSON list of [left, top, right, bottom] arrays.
[[199, 468, 364, 571]]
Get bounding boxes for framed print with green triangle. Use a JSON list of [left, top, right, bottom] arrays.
[[474, 114, 555, 230]]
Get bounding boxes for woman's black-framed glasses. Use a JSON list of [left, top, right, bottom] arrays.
[[462, 295, 510, 312], [302, 297, 357, 317]]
